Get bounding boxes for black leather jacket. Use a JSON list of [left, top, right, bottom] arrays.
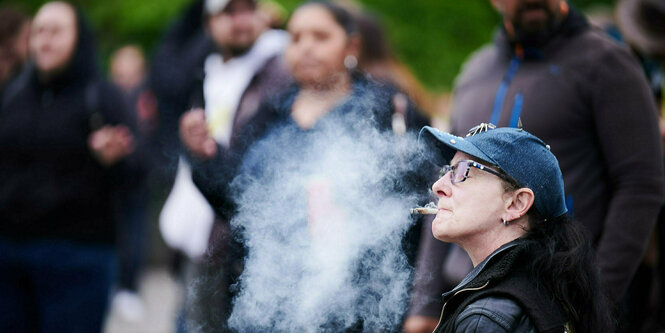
[[454, 296, 536, 332], [433, 240, 569, 333]]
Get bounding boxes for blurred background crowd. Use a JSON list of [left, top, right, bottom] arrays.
[[0, 0, 664, 332]]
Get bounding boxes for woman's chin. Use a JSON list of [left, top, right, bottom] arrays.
[[294, 69, 323, 84], [431, 217, 453, 241]]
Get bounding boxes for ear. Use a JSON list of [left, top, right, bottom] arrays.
[[503, 188, 534, 222], [345, 33, 361, 59]]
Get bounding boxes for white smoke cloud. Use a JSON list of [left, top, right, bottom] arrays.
[[225, 114, 429, 332]]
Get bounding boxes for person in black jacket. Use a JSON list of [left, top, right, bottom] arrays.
[[180, 2, 430, 331], [181, 0, 428, 213], [0, 2, 135, 332], [418, 123, 612, 333]]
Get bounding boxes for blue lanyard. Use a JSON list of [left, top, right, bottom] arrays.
[[489, 57, 521, 126]]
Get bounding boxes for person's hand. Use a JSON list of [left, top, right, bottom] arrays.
[[88, 125, 134, 166], [403, 315, 439, 333], [179, 108, 217, 160]]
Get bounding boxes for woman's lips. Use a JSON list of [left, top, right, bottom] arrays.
[[436, 208, 452, 217]]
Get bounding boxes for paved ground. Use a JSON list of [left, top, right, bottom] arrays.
[[104, 267, 182, 333]]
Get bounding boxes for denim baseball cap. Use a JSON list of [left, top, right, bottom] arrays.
[[419, 123, 567, 219]]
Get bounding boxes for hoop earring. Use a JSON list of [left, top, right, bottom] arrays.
[[502, 218, 509, 226], [344, 55, 358, 70]]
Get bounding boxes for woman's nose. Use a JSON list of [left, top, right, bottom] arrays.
[[298, 36, 314, 53], [232, 10, 253, 25], [431, 175, 451, 198]]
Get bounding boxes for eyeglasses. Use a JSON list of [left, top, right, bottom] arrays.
[[440, 160, 519, 186]]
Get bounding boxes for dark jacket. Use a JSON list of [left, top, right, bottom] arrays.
[[191, 74, 406, 219], [433, 241, 568, 333], [190, 72, 429, 243], [0, 9, 135, 244], [190, 73, 431, 265], [410, 7, 665, 315], [189, 73, 430, 332]]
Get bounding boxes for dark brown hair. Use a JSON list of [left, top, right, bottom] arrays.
[[299, 1, 357, 36]]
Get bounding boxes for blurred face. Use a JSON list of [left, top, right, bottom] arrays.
[[430, 152, 509, 244], [285, 5, 356, 86], [491, 0, 561, 41], [30, 2, 78, 75], [111, 46, 146, 92], [208, 0, 261, 56]]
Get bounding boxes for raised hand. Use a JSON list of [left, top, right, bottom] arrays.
[[179, 108, 217, 160], [88, 125, 135, 166]]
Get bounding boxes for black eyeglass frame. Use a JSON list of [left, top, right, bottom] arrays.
[[440, 160, 520, 187]]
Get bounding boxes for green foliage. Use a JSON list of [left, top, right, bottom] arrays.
[[4, 0, 614, 91], [362, 0, 499, 91]]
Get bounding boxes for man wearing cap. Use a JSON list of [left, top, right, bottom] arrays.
[[150, 0, 291, 330], [151, 0, 291, 164], [404, 0, 665, 332]]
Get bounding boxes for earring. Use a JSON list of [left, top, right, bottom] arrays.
[[344, 55, 358, 70], [502, 218, 509, 226]]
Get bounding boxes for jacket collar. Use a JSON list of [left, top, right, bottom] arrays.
[[440, 239, 569, 333], [442, 239, 521, 299]]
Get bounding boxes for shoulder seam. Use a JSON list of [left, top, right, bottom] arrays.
[[457, 306, 513, 331]]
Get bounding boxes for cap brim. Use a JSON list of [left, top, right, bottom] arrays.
[[617, 0, 665, 56], [418, 126, 495, 167]]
